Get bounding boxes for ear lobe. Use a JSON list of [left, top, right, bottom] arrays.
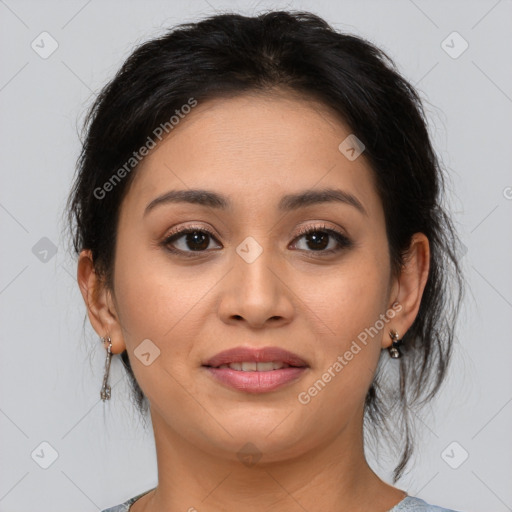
[[77, 249, 126, 354], [383, 233, 430, 349]]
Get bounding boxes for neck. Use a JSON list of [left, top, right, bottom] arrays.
[[134, 407, 407, 512]]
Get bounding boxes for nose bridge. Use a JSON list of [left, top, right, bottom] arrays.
[[234, 233, 278, 301], [218, 232, 294, 327]]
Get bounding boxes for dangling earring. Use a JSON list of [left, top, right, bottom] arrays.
[[100, 336, 113, 401], [388, 329, 403, 359]]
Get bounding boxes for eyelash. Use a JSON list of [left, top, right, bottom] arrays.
[[161, 223, 353, 258]]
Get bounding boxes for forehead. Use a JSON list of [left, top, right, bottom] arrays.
[[121, 92, 381, 219]]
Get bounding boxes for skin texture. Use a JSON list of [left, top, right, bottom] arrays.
[[78, 91, 429, 512]]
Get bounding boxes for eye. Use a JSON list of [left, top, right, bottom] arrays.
[[290, 224, 353, 254], [162, 225, 221, 256], [161, 223, 353, 257]]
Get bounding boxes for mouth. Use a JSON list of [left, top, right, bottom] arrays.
[[202, 346, 309, 393], [213, 361, 297, 371], [202, 345, 309, 369]]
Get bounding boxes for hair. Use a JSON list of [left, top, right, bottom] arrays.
[[66, 10, 464, 482]]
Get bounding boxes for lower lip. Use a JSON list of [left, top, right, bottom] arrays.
[[203, 366, 307, 393]]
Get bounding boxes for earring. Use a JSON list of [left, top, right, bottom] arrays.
[[100, 336, 113, 401], [388, 329, 403, 359]]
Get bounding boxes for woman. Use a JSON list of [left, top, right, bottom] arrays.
[[66, 10, 464, 512]]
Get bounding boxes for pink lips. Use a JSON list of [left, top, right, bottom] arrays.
[[202, 346, 309, 393]]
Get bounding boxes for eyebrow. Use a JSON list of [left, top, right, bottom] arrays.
[[143, 187, 367, 217]]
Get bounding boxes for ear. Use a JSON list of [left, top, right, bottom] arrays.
[[383, 233, 430, 349], [77, 249, 126, 354]]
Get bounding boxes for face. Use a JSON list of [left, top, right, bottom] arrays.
[[101, 92, 402, 462]]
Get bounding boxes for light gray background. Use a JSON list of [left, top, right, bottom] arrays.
[[0, 1, 511, 511]]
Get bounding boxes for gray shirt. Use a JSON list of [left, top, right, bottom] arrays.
[[100, 489, 462, 512]]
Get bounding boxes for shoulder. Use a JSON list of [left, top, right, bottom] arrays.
[[101, 492, 463, 512], [390, 496, 463, 512], [100, 488, 155, 512], [100, 500, 131, 512]]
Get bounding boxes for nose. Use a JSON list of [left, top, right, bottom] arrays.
[[217, 239, 295, 329]]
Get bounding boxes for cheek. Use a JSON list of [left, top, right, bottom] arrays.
[[111, 249, 201, 412], [297, 253, 390, 406], [113, 232, 209, 341], [111, 237, 226, 394], [307, 253, 389, 342]]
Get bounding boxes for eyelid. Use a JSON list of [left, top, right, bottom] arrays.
[[164, 223, 218, 239], [293, 222, 347, 239]]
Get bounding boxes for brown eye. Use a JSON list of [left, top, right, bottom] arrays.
[[291, 225, 353, 254], [163, 227, 221, 255]]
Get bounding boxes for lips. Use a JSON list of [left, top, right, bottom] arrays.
[[202, 346, 309, 393], [202, 346, 309, 369]]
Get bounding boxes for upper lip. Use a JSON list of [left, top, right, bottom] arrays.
[[203, 346, 309, 368]]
